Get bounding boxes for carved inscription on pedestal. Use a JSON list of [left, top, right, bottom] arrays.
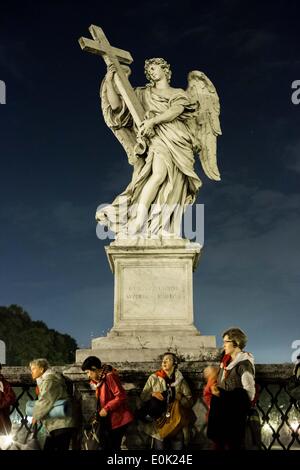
[[120, 265, 188, 320]]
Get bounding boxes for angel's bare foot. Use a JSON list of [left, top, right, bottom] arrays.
[[127, 219, 141, 236], [127, 213, 148, 236]]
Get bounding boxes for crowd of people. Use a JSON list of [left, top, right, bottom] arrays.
[[0, 327, 267, 451]]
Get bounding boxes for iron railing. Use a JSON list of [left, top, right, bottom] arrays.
[[2, 365, 299, 450], [256, 381, 299, 450]]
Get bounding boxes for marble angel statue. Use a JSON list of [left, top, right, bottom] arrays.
[[96, 58, 221, 239]]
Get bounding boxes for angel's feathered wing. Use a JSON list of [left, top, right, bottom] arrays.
[[186, 70, 222, 181]]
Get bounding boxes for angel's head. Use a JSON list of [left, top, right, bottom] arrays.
[[144, 58, 172, 85]]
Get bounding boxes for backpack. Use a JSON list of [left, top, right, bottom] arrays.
[[61, 374, 75, 399], [61, 373, 82, 418], [61, 374, 82, 450]]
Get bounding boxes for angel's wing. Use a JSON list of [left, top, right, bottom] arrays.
[[186, 70, 221, 181], [100, 72, 138, 166]]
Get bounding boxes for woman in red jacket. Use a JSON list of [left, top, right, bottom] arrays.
[[81, 356, 133, 450]]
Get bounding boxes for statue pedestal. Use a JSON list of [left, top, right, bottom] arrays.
[[76, 239, 217, 363]]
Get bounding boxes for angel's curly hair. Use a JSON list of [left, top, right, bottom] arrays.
[[144, 58, 172, 85]]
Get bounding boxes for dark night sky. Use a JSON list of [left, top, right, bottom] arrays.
[[0, 0, 299, 363]]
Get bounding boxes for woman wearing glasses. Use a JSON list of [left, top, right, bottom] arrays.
[[207, 327, 256, 450]]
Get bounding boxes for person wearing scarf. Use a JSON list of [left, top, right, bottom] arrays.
[[207, 327, 256, 450], [139, 352, 193, 450], [81, 356, 133, 451]]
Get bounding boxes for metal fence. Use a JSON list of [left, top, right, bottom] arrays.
[[257, 381, 300, 450], [6, 376, 299, 450], [10, 385, 35, 430]]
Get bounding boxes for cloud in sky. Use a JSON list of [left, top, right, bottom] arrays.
[[201, 180, 300, 283], [194, 180, 300, 362]]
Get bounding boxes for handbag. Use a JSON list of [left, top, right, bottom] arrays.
[[82, 391, 111, 451], [244, 407, 262, 450], [156, 399, 188, 439], [82, 413, 110, 450], [136, 395, 167, 421], [7, 424, 41, 450], [26, 398, 71, 418]]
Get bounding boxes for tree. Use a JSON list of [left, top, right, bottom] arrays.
[[0, 305, 78, 365]]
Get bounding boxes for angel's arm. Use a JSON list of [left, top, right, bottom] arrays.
[[153, 104, 184, 125], [105, 69, 122, 111], [140, 104, 184, 137]]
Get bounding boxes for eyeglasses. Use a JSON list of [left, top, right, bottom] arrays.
[[223, 340, 233, 344]]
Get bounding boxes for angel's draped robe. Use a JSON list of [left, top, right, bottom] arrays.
[[99, 85, 202, 237]]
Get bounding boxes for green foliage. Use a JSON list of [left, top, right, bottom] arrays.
[[0, 305, 77, 366]]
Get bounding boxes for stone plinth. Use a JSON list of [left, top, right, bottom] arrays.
[[76, 240, 217, 363]]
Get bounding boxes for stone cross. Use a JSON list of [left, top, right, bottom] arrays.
[[79, 25, 145, 126]]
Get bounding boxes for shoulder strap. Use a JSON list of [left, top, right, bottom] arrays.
[[236, 360, 255, 376], [96, 392, 101, 413], [95, 375, 107, 413]]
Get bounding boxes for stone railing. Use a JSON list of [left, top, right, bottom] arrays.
[[2, 363, 299, 450]]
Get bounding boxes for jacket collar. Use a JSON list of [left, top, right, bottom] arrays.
[[223, 351, 255, 372]]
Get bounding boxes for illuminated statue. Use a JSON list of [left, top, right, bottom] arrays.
[[80, 26, 221, 239]]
